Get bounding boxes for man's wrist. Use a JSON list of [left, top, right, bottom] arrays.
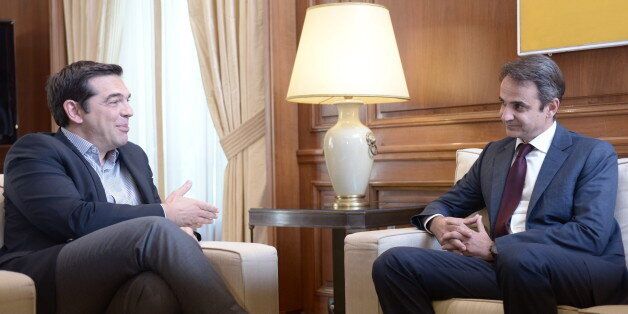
[[425, 218, 435, 231], [489, 242, 498, 260], [423, 214, 444, 234]]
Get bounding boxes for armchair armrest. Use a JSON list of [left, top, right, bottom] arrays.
[[344, 228, 440, 314], [200, 241, 278, 314], [0, 270, 36, 314]]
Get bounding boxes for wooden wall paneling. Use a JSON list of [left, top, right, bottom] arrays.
[[301, 225, 334, 314], [269, 0, 302, 312], [297, 159, 331, 313], [375, 0, 517, 114], [0, 0, 51, 171], [49, 0, 67, 75], [295, 2, 328, 311], [553, 46, 628, 98], [298, 166, 317, 313], [49, 0, 67, 132], [371, 181, 452, 205], [311, 182, 335, 313]]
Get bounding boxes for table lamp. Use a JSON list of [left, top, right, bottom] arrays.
[[286, 3, 409, 209]]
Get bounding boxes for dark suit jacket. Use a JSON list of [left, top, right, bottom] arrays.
[[0, 131, 164, 313], [413, 123, 625, 266]]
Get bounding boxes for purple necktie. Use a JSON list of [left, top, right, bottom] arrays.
[[494, 143, 534, 238]]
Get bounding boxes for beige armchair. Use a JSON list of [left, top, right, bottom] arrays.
[[0, 174, 279, 314], [345, 149, 628, 314]]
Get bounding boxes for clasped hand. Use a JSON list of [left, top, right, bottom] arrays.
[[162, 180, 219, 229], [429, 214, 493, 261]]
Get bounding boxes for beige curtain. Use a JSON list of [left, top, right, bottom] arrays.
[[63, 0, 126, 63], [188, 0, 270, 243]]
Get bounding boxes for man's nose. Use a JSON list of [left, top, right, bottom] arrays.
[[500, 107, 513, 121], [121, 101, 134, 117]]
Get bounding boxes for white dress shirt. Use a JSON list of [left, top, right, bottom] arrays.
[[423, 121, 557, 235], [508, 121, 556, 233], [61, 127, 142, 205]]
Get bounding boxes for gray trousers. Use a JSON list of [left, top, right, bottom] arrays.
[[56, 217, 247, 314]]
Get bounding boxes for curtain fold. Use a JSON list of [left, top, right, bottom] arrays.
[[188, 0, 270, 243], [63, 0, 126, 63]]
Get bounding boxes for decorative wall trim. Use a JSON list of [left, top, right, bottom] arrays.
[[298, 137, 628, 163], [308, 93, 628, 132], [311, 180, 453, 189], [369, 95, 628, 129], [369, 181, 453, 204], [602, 136, 628, 157], [370, 180, 453, 188], [311, 181, 333, 208]]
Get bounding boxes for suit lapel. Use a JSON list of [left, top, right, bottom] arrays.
[[117, 146, 154, 204], [55, 131, 108, 201], [527, 123, 572, 216], [489, 139, 516, 233]]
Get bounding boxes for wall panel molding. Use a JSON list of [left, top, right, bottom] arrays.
[[308, 93, 628, 132], [298, 136, 628, 164]]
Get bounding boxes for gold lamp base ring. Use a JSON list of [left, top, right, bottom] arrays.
[[332, 195, 368, 210]]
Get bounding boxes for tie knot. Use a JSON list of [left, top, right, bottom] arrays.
[[517, 143, 534, 158]]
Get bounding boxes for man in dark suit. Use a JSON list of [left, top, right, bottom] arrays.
[[372, 55, 627, 313], [0, 61, 246, 313]]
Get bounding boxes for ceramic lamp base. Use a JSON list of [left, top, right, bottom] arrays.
[[323, 100, 377, 209]]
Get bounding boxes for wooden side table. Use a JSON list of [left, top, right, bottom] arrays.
[[249, 204, 426, 314]]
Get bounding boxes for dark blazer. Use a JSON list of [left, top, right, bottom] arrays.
[[413, 123, 625, 266], [0, 131, 164, 313]]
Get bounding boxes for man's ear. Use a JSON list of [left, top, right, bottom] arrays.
[[546, 98, 560, 119], [63, 100, 84, 124]]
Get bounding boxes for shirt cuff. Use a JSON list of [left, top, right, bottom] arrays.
[[422, 214, 443, 235]]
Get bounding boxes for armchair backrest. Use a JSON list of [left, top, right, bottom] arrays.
[[454, 148, 482, 183], [455, 149, 628, 268], [455, 149, 490, 230]]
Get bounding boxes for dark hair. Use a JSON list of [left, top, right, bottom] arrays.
[[46, 61, 123, 127], [500, 55, 565, 110]]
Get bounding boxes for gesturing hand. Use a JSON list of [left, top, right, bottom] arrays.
[[163, 181, 219, 228]]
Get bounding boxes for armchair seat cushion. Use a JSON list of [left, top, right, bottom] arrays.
[[433, 299, 628, 314]]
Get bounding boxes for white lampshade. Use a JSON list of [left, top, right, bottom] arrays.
[[286, 3, 409, 105]]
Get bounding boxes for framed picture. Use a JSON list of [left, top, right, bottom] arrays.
[[518, 0, 628, 55]]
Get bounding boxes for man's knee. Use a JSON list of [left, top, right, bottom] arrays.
[[495, 243, 550, 280], [372, 247, 430, 282], [106, 272, 181, 314], [120, 216, 183, 241], [129, 216, 176, 231], [374, 247, 406, 275]]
